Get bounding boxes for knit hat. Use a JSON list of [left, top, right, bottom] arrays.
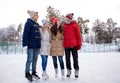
[[41, 19, 49, 25], [66, 13, 74, 19], [50, 17, 60, 24], [27, 10, 38, 18]]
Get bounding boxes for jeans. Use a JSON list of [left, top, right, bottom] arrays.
[[25, 48, 40, 73], [65, 47, 79, 70], [41, 55, 48, 71], [52, 56, 64, 69]]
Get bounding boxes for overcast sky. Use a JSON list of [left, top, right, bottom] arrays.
[[0, 0, 120, 28]]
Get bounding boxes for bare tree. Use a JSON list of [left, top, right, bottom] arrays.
[[0, 25, 19, 42], [17, 23, 22, 43]]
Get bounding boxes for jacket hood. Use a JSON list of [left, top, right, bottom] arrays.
[[64, 20, 77, 25], [71, 20, 77, 24]]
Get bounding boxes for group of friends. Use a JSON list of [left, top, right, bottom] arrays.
[[22, 10, 82, 82]]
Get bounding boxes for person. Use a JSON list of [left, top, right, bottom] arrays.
[[22, 10, 41, 81], [40, 19, 51, 79], [50, 17, 65, 78], [63, 13, 82, 78]]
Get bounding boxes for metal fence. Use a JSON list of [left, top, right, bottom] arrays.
[[79, 43, 120, 52], [0, 42, 25, 55], [0, 42, 120, 55]]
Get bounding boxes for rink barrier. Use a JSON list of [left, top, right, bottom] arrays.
[[0, 42, 120, 54]]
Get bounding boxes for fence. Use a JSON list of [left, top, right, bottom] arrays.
[[79, 43, 120, 52], [0, 42, 25, 55], [0, 42, 120, 55]]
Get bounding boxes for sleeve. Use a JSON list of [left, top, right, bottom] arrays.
[[22, 22, 30, 47], [75, 24, 82, 50]]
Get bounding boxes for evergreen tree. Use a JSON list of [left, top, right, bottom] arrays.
[[17, 23, 22, 43], [46, 6, 65, 24], [92, 18, 120, 44], [77, 17, 89, 34]]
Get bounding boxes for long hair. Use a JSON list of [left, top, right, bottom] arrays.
[[51, 22, 63, 36], [41, 25, 50, 33]]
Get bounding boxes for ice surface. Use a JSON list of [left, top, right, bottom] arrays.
[[0, 52, 120, 83]]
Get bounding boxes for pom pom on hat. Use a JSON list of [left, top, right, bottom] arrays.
[[66, 13, 74, 19], [27, 10, 38, 18], [50, 17, 60, 24], [41, 19, 49, 25]]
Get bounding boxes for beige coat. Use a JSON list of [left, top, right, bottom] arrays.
[[50, 32, 64, 56]]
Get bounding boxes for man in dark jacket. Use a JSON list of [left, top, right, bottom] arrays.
[[22, 10, 41, 81], [63, 13, 82, 78]]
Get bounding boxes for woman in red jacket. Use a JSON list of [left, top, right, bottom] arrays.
[[63, 13, 82, 78]]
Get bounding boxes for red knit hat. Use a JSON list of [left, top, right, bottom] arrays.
[[50, 17, 60, 24], [66, 13, 74, 19]]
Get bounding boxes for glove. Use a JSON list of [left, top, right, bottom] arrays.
[[23, 46, 28, 50], [77, 45, 81, 50]]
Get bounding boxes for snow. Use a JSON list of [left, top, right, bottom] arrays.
[[0, 52, 120, 83]]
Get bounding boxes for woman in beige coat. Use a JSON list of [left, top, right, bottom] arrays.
[[50, 17, 64, 78]]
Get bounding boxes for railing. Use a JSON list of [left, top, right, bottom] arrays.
[[0, 42, 25, 55], [0, 42, 120, 55], [79, 43, 120, 52]]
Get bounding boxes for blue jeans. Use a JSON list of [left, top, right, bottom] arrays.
[[52, 56, 64, 69], [41, 55, 48, 71], [25, 48, 40, 73]]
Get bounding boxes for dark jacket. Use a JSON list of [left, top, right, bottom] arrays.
[[22, 18, 41, 48]]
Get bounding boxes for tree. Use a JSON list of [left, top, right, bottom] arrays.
[[92, 19, 107, 43], [77, 17, 89, 34], [92, 18, 120, 44], [46, 6, 65, 24], [17, 23, 22, 43], [0, 25, 19, 42]]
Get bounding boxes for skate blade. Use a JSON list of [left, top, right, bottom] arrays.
[[32, 76, 40, 80], [43, 77, 49, 80], [25, 77, 33, 82]]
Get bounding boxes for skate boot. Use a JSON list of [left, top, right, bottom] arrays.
[[32, 71, 40, 80], [75, 70, 79, 78], [42, 71, 49, 80], [66, 70, 71, 77], [55, 68, 58, 78], [25, 72, 33, 82], [61, 69, 65, 79]]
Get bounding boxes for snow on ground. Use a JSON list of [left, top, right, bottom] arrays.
[[0, 52, 120, 83]]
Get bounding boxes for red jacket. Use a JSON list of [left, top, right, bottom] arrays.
[[63, 20, 82, 50]]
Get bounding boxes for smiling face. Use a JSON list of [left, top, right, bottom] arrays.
[[32, 13, 39, 21], [65, 17, 70, 21], [56, 19, 61, 26], [45, 22, 50, 28]]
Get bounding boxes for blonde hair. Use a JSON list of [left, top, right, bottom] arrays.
[[41, 25, 51, 33]]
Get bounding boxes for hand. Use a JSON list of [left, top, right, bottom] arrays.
[[23, 46, 28, 50], [77, 45, 81, 50], [23, 46, 28, 54]]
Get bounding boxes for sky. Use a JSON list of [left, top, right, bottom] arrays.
[[0, 0, 120, 28]]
